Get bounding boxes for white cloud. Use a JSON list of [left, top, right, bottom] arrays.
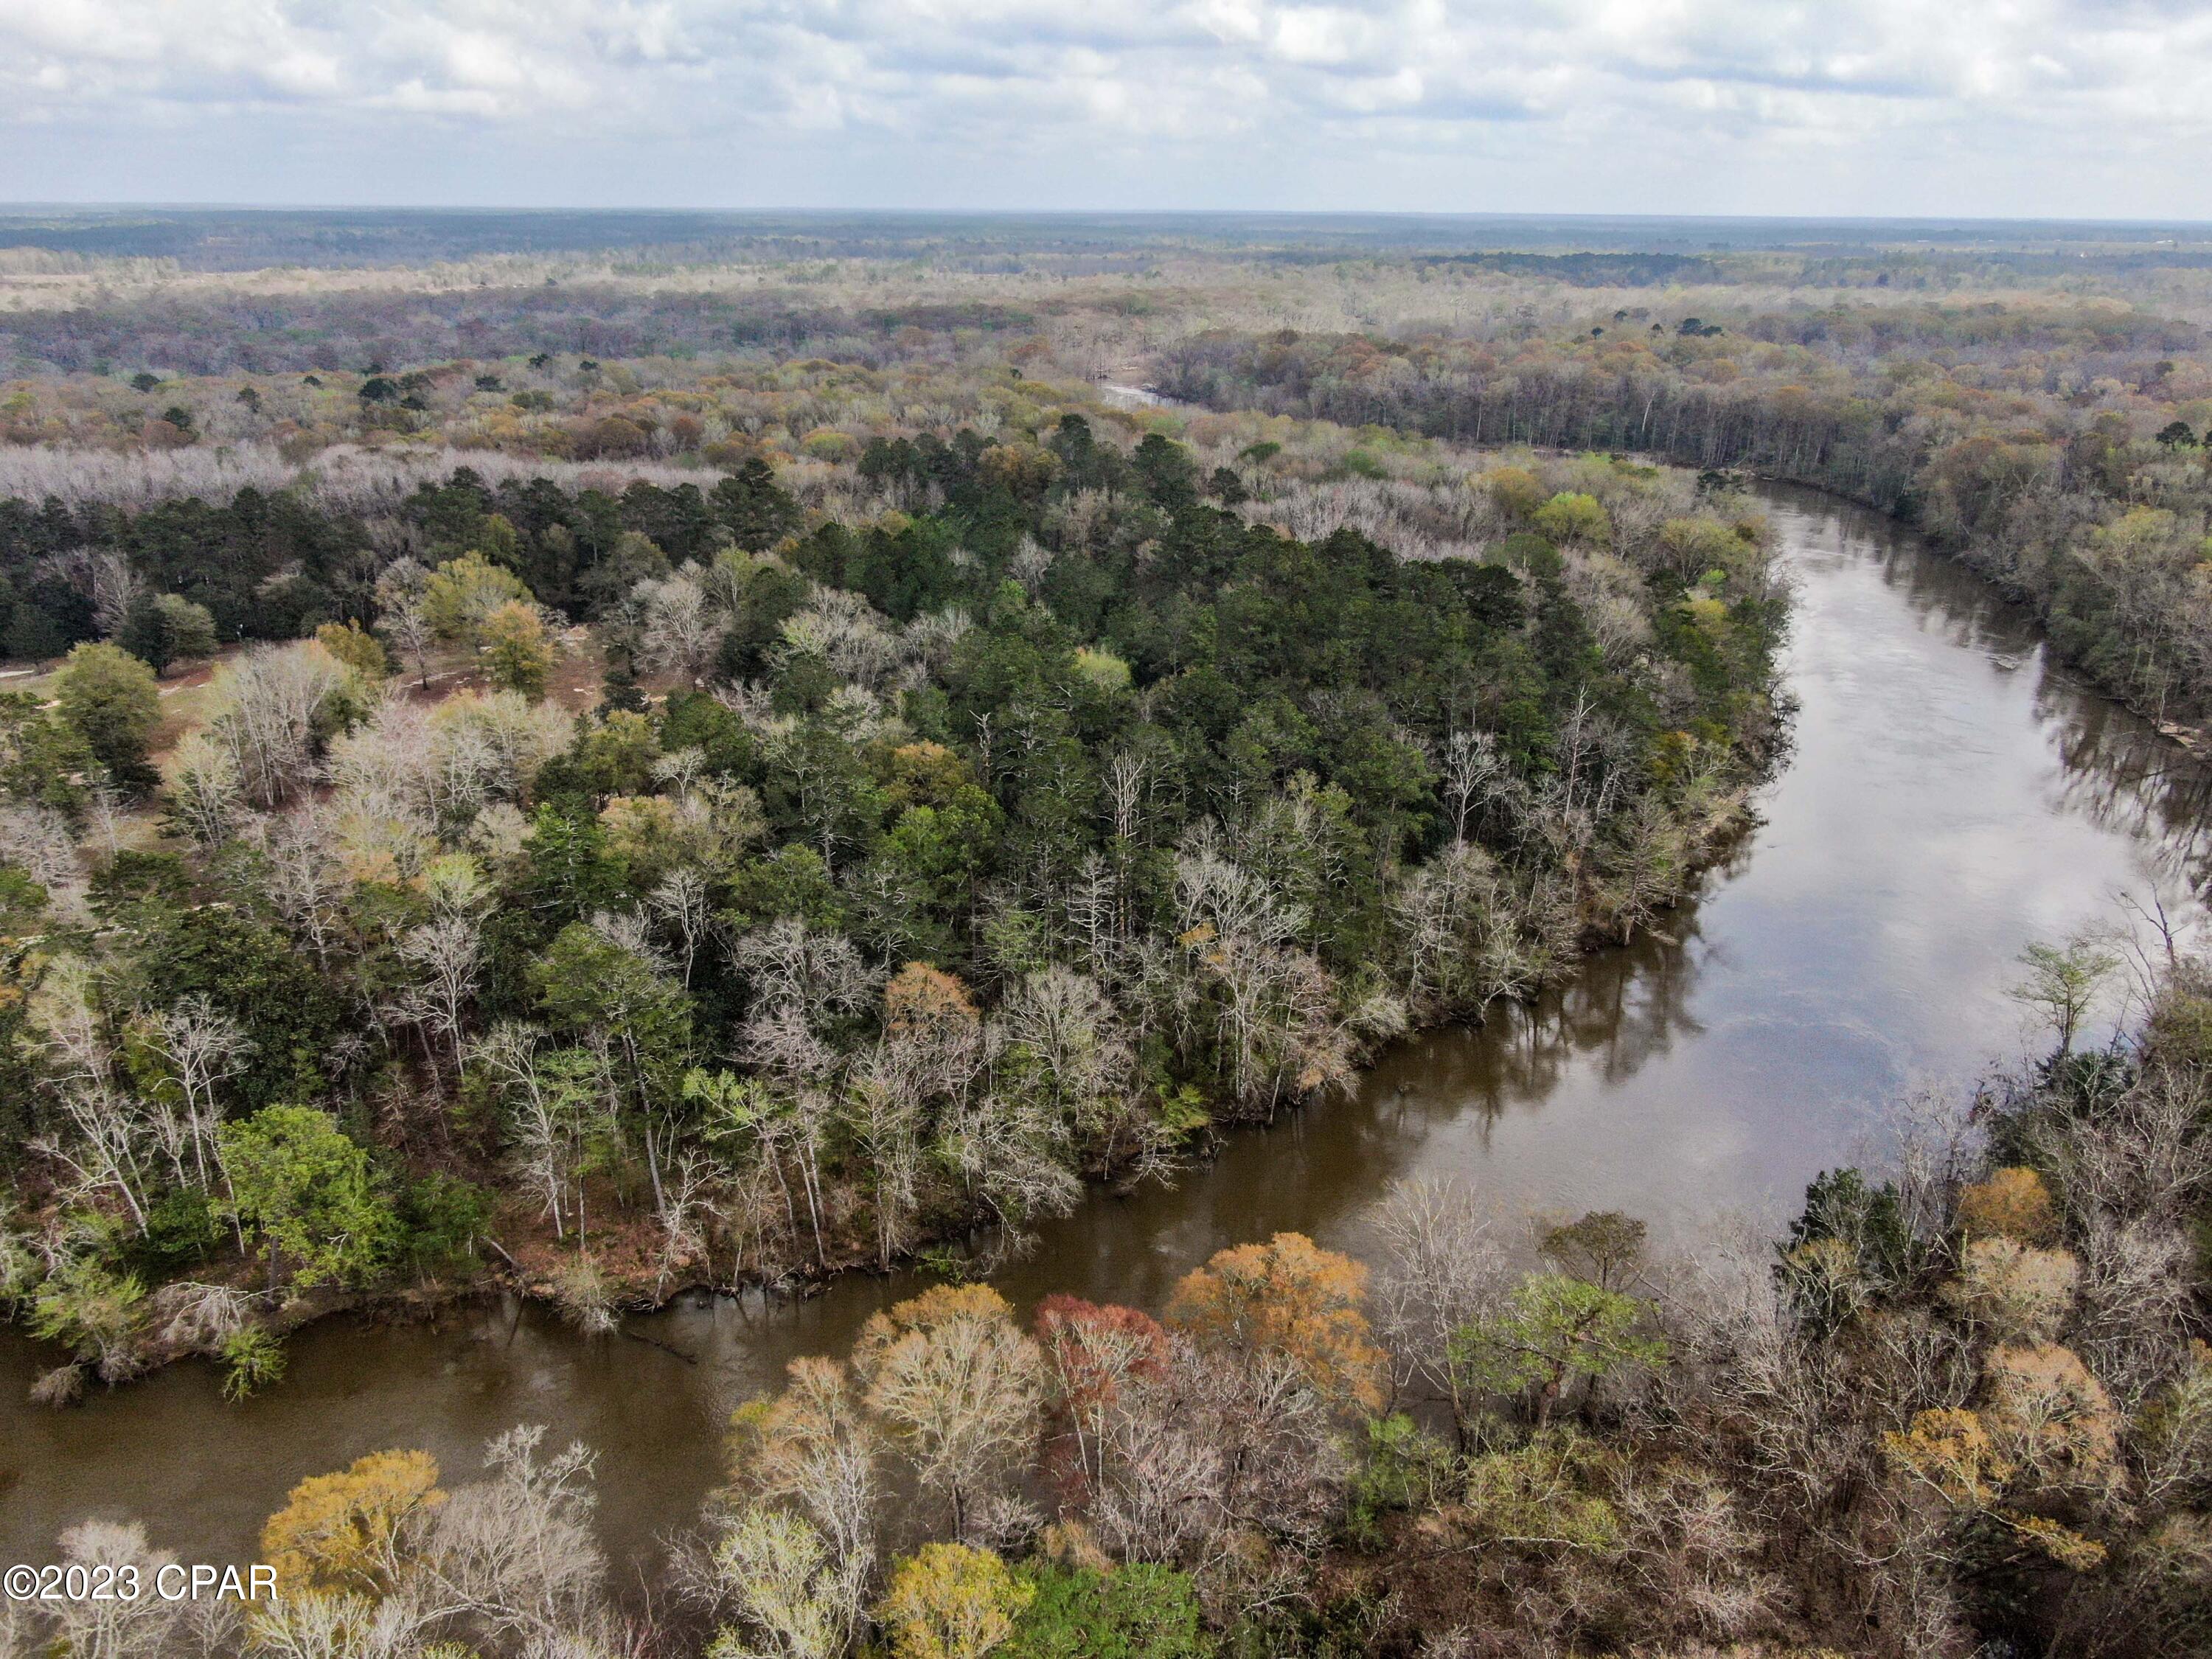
[[0, 0, 2205, 214]]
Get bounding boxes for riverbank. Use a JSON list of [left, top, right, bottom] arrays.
[[1712, 462, 2212, 751], [7, 778, 1770, 1402]]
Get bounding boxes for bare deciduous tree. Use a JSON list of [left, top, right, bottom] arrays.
[[1372, 1176, 1506, 1440], [646, 867, 715, 987], [205, 641, 349, 808], [33, 982, 154, 1230], [729, 1355, 883, 1580], [851, 1285, 1043, 1540], [414, 1425, 610, 1652], [139, 995, 254, 1195], [633, 570, 720, 685], [164, 732, 246, 847]]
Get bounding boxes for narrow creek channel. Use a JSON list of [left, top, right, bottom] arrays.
[[7, 484, 2211, 1577]]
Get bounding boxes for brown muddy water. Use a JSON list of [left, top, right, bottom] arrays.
[[6, 486, 2212, 1579]]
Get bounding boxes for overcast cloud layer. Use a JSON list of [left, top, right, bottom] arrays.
[[1, 0, 2207, 218]]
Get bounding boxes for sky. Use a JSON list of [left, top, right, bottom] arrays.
[[1, 0, 2209, 220]]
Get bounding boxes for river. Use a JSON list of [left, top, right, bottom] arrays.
[[6, 484, 2211, 1577]]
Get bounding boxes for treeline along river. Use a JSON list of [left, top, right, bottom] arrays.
[[5, 484, 2211, 1575]]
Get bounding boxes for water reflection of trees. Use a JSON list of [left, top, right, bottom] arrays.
[[1356, 860, 1728, 1159], [1030, 890, 1728, 1293], [1859, 521, 2039, 663], [1823, 488, 2212, 895], [2034, 681, 2212, 894], [1460, 899, 1713, 1135]]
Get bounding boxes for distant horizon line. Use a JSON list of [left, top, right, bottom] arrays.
[[3, 203, 2211, 230]]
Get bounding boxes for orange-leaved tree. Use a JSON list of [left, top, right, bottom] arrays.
[[1167, 1231, 1385, 1413]]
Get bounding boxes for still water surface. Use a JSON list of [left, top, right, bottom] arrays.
[[7, 486, 2211, 1573]]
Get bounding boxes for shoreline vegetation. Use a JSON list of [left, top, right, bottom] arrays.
[[31, 748, 1773, 1384]]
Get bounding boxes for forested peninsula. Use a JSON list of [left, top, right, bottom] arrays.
[[0, 385, 1784, 1394]]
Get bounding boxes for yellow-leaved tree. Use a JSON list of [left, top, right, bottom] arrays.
[[874, 1542, 1032, 1659], [422, 551, 532, 646], [260, 1447, 445, 1597], [481, 599, 554, 700]]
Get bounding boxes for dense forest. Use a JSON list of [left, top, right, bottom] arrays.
[[1161, 306, 2212, 723], [0, 396, 1783, 1387], [8, 222, 2212, 727], [3, 219, 2209, 1658], [10, 205, 2207, 272]]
